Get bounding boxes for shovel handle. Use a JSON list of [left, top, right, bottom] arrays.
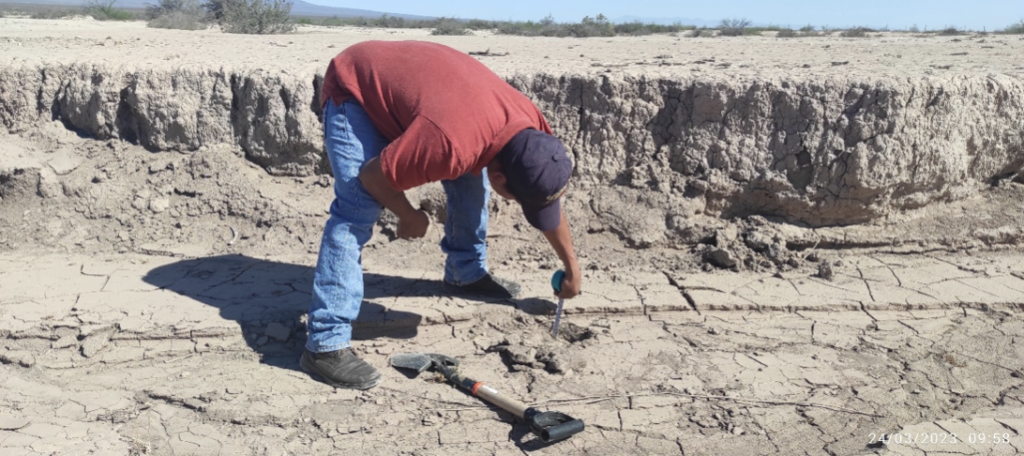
[[473, 383, 530, 418], [443, 369, 529, 418], [438, 367, 585, 442]]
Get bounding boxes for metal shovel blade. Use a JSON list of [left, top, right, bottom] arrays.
[[390, 353, 459, 374]]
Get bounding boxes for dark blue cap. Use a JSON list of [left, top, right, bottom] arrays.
[[500, 129, 572, 231]]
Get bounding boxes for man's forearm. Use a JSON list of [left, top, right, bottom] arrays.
[[542, 211, 581, 278], [358, 157, 417, 218]]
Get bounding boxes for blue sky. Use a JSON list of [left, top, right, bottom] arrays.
[[314, 0, 1024, 31]]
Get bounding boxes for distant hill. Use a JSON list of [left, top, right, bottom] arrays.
[[0, 0, 434, 20], [288, 0, 432, 20]]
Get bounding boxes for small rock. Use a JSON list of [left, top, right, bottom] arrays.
[[0, 351, 34, 368], [744, 232, 772, 252], [256, 336, 269, 346], [816, 262, 834, 281], [81, 327, 115, 358], [732, 427, 745, 435], [264, 322, 291, 342], [52, 334, 78, 349], [149, 197, 170, 213], [48, 153, 82, 175], [703, 248, 737, 269], [37, 168, 62, 198], [714, 226, 739, 244], [708, 327, 720, 335], [131, 194, 149, 210]]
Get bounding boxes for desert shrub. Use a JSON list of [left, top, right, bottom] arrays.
[[938, 26, 962, 35], [431, 17, 469, 35], [318, 15, 370, 27], [374, 13, 404, 28], [613, 21, 690, 36], [30, 9, 79, 19], [614, 21, 650, 35], [207, 0, 293, 34], [527, 14, 559, 36], [148, 10, 208, 29], [907, 24, 920, 33], [841, 27, 871, 37], [1005, 20, 1024, 34], [464, 19, 497, 30], [718, 18, 751, 36], [202, 0, 238, 22], [745, 24, 782, 36], [147, 0, 207, 30], [689, 27, 711, 37], [84, 0, 134, 20], [567, 14, 614, 37], [495, 14, 613, 38], [776, 28, 797, 38], [146, 0, 190, 19], [496, 20, 528, 35], [313, 13, 690, 38]]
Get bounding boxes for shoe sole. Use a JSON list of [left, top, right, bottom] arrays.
[[300, 354, 382, 390]]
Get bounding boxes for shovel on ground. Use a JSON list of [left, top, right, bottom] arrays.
[[390, 353, 585, 443]]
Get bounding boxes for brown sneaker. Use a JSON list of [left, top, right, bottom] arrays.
[[300, 348, 381, 390]]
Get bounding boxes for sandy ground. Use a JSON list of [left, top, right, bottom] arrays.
[[1, 17, 1024, 456], [1, 17, 1023, 78]]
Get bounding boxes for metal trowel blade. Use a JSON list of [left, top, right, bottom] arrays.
[[390, 353, 460, 373]]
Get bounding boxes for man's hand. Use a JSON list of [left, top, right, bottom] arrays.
[[542, 210, 582, 300], [397, 210, 430, 239], [555, 269, 581, 299], [360, 157, 427, 241]]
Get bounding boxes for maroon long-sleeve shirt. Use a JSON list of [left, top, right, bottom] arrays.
[[321, 40, 552, 191]]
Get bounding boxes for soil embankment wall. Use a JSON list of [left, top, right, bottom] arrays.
[[2, 63, 1022, 237]]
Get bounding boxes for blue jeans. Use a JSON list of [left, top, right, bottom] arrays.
[[306, 100, 490, 352]]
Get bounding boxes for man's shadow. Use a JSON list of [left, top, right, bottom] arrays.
[[143, 255, 552, 372]]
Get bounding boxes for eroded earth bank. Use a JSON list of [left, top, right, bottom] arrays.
[[1, 18, 1024, 456]]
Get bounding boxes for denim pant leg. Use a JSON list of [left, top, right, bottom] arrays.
[[306, 101, 386, 353], [440, 171, 490, 285]]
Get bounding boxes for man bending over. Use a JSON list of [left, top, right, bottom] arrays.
[[303, 41, 582, 390]]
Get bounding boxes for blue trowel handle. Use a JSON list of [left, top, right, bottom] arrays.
[[551, 270, 565, 293]]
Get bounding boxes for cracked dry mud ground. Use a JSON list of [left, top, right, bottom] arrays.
[[1, 250, 1023, 455], [2, 18, 1024, 456]]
